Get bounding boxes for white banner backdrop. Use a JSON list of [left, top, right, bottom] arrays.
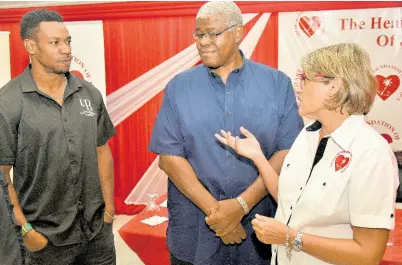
[[65, 21, 107, 102], [0, 32, 10, 89], [279, 7, 402, 151]]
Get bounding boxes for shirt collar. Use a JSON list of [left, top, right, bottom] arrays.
[[306, 115, 365, 150], [205, 49, 247, 80], [21, 64, 82, 94]]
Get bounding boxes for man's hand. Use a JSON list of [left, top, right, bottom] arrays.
[[205, 199, 245, 236], [104, 213, 114, 224], [23, 229, 49, 252], [220, 224, 247, 245]]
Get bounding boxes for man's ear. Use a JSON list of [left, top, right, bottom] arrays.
[[24, 39, 37, 55], [235, 26, 244, 44]]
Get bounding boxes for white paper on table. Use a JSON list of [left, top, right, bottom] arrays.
[[140, 216, 169, 226], [159, 200, 167, 207]]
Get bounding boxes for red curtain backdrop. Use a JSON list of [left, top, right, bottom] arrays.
[[0, 1, 401, 214]]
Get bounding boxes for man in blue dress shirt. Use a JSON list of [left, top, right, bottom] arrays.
[[149, 2, 303, 264]]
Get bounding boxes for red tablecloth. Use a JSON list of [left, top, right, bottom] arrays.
[[119, 194, 169, 265], [382, 209, 402, 265], [119, 195, 402, 265]]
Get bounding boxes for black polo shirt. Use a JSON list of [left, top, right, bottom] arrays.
[[0, 65, 116, 246]]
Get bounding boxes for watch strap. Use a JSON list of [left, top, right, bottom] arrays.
[[21, 223, 33, 237], [236, 196, 249, 215]]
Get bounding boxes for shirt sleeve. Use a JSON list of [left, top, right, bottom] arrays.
[[274, 75, 304, 152], [0, 104, 18, 165], [349, 147, 399, 230], [97, 97, 116, 146], [148, 81, 186, 158]]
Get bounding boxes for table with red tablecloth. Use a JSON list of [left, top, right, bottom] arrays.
[[382, 209, 402, 265], [119, 194, 169, 265], [119, 195, 402, 265]]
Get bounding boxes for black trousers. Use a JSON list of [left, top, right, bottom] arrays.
[[25, 222, 116, 265]]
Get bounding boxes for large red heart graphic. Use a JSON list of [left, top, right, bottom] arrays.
[[71, 70, 84, 79], [381, 133, 393, 144], [298, 16, 322, 37], [335, 155, 350, 172], [376, 75, 400, 100]]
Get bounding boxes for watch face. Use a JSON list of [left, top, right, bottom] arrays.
[[294, 240, 302, 250]]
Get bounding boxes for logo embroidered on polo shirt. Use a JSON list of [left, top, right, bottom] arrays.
[[79, 99, 96, 117], [331, 151, 352, 173]]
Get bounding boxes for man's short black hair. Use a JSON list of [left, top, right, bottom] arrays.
[[20, 9, 63, 40]]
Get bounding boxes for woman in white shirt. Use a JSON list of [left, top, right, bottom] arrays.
[[214, 43, 399, 265]]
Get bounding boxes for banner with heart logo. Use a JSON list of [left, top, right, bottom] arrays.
[[278, 8, 402, 151], [65, 21, 107, 103]]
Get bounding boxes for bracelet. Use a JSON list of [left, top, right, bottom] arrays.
[[236, 196, 250, 215], [21, 223, 33, 237], [104, 211, 115, 220], [285, 227, 292, 260]]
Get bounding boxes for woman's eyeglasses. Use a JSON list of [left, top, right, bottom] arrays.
[[298, 73, 335, 89]]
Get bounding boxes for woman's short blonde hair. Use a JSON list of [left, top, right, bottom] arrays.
[[300, 43, 378, 115]]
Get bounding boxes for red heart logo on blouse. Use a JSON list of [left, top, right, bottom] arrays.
[[335, 155, 350, 172]]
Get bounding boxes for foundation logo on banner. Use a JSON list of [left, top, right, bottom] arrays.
[[373, 64, 402, 101], [366, 120, 400, 144], [294, 12, 325, 37], [70, 55, 93, 83]]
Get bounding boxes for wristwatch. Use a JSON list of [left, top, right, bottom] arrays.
[[236, 196, 249, 215], [21, 223, 33, 237], [292, 231, 304, 252]]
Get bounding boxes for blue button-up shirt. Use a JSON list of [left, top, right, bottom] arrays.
[[149, 52, 303, 265]]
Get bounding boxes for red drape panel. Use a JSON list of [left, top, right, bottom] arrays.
[[0, 1, 401, 214], [103, 16, 196, 213]]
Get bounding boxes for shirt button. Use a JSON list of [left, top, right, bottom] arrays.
[[391, 213, 394, 218], [290, 206, 293, 210], [64, 118, 67, 122], [68, 139, 73, 143], [323, 182, 326, 186], [227, 111, 232, 115], [71, 160, 77, 164], [226, 92, 230, 95], [300, 187, 303, 191]]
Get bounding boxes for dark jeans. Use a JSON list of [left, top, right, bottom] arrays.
[[0, 176, 23, 265], [25, 222, 116, 265], [170, 253, 193, 265]]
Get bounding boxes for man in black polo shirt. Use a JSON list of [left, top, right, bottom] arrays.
[[0, 9, 116, 265]]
